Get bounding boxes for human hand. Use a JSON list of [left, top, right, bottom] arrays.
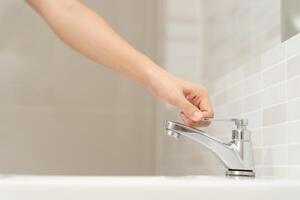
[[148, 69, 214, 126]]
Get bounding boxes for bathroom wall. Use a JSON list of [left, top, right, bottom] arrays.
[[0, 0, 158, 175], [156, 0, 300, 177], [209, 34, 300, 177], [201, 0, 281, 84]]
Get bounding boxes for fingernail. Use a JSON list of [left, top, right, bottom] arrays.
[[191, 110, 203, 121]]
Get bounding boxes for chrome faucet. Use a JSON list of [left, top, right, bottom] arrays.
[[164, 119, 255, 177]]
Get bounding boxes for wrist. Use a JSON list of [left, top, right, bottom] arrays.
[[139, 58, 166, 89]]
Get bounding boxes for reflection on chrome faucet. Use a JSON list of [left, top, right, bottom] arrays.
[[164, 119, 255, 177]]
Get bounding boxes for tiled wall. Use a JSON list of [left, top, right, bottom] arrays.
[[156, 0, 300, 177], [159, 34, 300, 177], [209, 33, 300, 177], [202, 0, 281, 85]]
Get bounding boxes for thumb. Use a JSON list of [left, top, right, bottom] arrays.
[[176, 95, 203, 121]]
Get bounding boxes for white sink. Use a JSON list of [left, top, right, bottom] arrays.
[[0, 175, 299, 200]]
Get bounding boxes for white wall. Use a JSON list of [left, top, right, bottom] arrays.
[[0, 0, 158, 175]]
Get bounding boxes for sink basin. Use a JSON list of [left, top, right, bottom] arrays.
[[0, 175, 299, 200]]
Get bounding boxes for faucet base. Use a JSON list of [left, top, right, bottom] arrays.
[[226, 169, 255, 177]]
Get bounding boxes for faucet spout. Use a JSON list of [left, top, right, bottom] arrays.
[[164, 120, 255, 177]]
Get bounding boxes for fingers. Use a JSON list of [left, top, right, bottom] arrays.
[[179, 85, 214, 126], [180, 112, 195, 126], [199, 96, 214, 119], [175, 94, 203, 121], [180, 112, 211, 127]]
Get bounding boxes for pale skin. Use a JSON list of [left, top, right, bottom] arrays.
[[25, 0, 214, 126]]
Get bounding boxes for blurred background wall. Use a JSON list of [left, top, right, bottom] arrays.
[[0, 0, 158, 175]]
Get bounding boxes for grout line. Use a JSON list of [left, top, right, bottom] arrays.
[[285, 53, 289, 165], [253, 142, 300, 149], [214, 88, 300, 119], [255, 165, 300, 168], [212, 55, 300, 99], [213, 39, 300, 97]]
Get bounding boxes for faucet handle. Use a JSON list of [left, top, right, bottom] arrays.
[[202, 118, 248, 130]]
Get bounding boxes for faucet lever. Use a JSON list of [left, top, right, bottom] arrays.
[[202, 118, 248, 130]]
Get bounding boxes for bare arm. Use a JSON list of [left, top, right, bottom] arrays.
[[25, 0, 213, 124]]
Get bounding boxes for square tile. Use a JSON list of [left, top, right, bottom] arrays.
[[243, 57, 262, 78], [262, 63, 286, 88], [257, 166, 288, 178], [261, 44, 285, 70], [227, 83, 243, 102], [227, 67, 244, 86], [262, 146, 288, 165], [263, 103, 286, 126], [287, 76, 300, 100], [252, 129, 262, 148], [285, 33, 300, 59], [262, 83, 286, 107], [288, 144, 300, 165], [244, 93, 261, 113], [262, 124, 286, 146], [227, 99, 243, 117], [287, 99, 300, 121], [244, 73, 262, 96], [287, 54, 300, 79], [244, 110, 263, 130], [287, 121, 300, 143], [253, 148, 263, 165]]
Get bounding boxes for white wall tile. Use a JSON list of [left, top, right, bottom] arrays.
[[252, 129, 262, 148], [287, 55, 300, 79], [261, 44, 285, 70], [244, 110, 263, 130], [287, 99, 300, 121], [227, 99, 243, 117], [287, 76, 300, 100], [285, 33, 300, 59], [257, 166, 288, 178], [215, 91, 228, 106], [262, 146, 288, 165], [244, 73, 261, 96], [262, 83, 286, 107], [244, 92, 261, 113], [263, 103, 286, 126], [288, 144, 300, 165], [214, 75, 229, 94], [226, 83, 244, 102], [262, 63, 286, 88], [287, 167, 300, 178], [262, 124, 286, 146], [287, 121, 300, 143], [227, 67, 244, 86], [253, 148, 263, 165], [243, 57, 262, 78]]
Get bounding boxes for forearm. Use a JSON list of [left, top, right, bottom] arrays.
[[25, 0, 164, 87]]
